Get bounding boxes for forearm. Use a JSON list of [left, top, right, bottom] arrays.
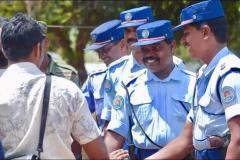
[[83, 136, 109, 159], [226, 115, 240, 159], [225, 140, 240, 159], [146, 122, 193, 159], [146, 136, 193, 159], [104, 130, 125, 153]]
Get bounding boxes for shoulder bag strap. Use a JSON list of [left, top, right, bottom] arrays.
[[35, 74, 52, 159]]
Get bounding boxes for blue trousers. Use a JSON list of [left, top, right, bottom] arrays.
[[195, 148, 225, 160]]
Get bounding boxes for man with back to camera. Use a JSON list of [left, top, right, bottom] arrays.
[[0, 13, 108, 159], [147, 0, 240, 159], [104, 19, 196, 159]]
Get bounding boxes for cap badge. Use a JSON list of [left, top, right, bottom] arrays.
[[142, 29, 149, 38], [91, 34, 97, 43], [125, 12, 132, 21]]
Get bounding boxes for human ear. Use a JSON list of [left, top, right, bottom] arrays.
[[201, 25, 211, 40]]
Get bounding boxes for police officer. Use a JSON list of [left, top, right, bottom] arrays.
[[146, 0, 240, 159], [104, 20, 196, 160], [82, 19, 127, 130], [101, 6, 185, 124], [101, 6, 154, 124], [38, 21, 81, 87]]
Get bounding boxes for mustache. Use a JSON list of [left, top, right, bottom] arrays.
[[143, 56, 160, 63], [127, 38, 137, 44]]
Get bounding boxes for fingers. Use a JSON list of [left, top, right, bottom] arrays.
[[109, 149, 129, 160]]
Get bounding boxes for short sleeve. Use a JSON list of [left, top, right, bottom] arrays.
[[71, 90, 100, 145], [101, 72, 115, 121], [220, 72, 240, 121], [107, 84, 130, 139]]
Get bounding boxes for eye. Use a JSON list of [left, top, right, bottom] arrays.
[[153, 45, 162, 52]]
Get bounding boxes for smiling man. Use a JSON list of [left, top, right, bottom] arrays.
[[104, 20, 196, 159], [82, 19, 127, 131]]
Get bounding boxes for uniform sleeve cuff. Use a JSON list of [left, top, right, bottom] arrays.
[[225, 104, 240, 121], [107, 120, 129, 139]]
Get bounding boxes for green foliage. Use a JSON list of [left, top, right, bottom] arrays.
[[0, 0, 240, 81]]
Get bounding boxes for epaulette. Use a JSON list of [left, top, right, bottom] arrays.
[[218, 53, 240, 77], [179, 66, 196, 77], [122, 69, 147, 87], [89, 68, 107, 77], [108, 55, 129, 72]]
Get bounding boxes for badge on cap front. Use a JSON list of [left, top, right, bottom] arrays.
[[91, 34, 97, 43], [113, 95, 124, 110], [125, 13, 132, 21], [142, 29, 149, 38]]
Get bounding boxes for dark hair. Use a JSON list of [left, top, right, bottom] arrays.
[[190, 17, 228, 43], [0, 16, 8, 28], [1, 13, 46, 61]]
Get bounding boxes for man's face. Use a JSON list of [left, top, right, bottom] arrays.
[[124, 27, 137, 53], [181, 25, 205, 60], [141, 41, 174, 77], [97, 42, 120, 66]]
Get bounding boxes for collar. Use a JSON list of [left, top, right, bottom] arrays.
[[6, 62, 42, 75], [203, 47, 229, 76], [128, 52, 144, 72], [146, 65, 181, 83]]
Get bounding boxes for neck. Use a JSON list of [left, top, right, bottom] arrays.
[[155, 61, 175, 80], [203, 42, 226, 65], [40, 54, 49, 72]]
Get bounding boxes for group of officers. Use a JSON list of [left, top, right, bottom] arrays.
[[0, 0, 240, 159]]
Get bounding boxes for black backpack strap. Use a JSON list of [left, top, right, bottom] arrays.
[[35, 74, 52, 159]]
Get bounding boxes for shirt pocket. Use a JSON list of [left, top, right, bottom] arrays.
[[199, 94, 224, 116], [130, 92, 153, 125]]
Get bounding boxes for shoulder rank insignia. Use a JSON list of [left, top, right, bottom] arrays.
[[220, 63, 226, 70], [113, 95, 124, 110], [104, 79, 112, 93]]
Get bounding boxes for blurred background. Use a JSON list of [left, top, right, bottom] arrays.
[[0, 0, 239, 83]]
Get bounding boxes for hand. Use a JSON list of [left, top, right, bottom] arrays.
[[109, 149, 129, 160]]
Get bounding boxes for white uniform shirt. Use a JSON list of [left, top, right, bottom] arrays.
[[0, 62, 100, 159]]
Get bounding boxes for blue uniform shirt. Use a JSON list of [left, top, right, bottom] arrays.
[[108, 65, 195, 149], [187, 47, 240, 150], [82, 69, 107, 128], [101, 54, 145, 121]]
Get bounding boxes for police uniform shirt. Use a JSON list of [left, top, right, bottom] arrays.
[[101, 53, 144, 121], [46, 53, 80, 87], [108, 65, 195, 149], [81, 69, 107, 128], [0, 62, 100, 159], [186, 47, 240, 150]]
